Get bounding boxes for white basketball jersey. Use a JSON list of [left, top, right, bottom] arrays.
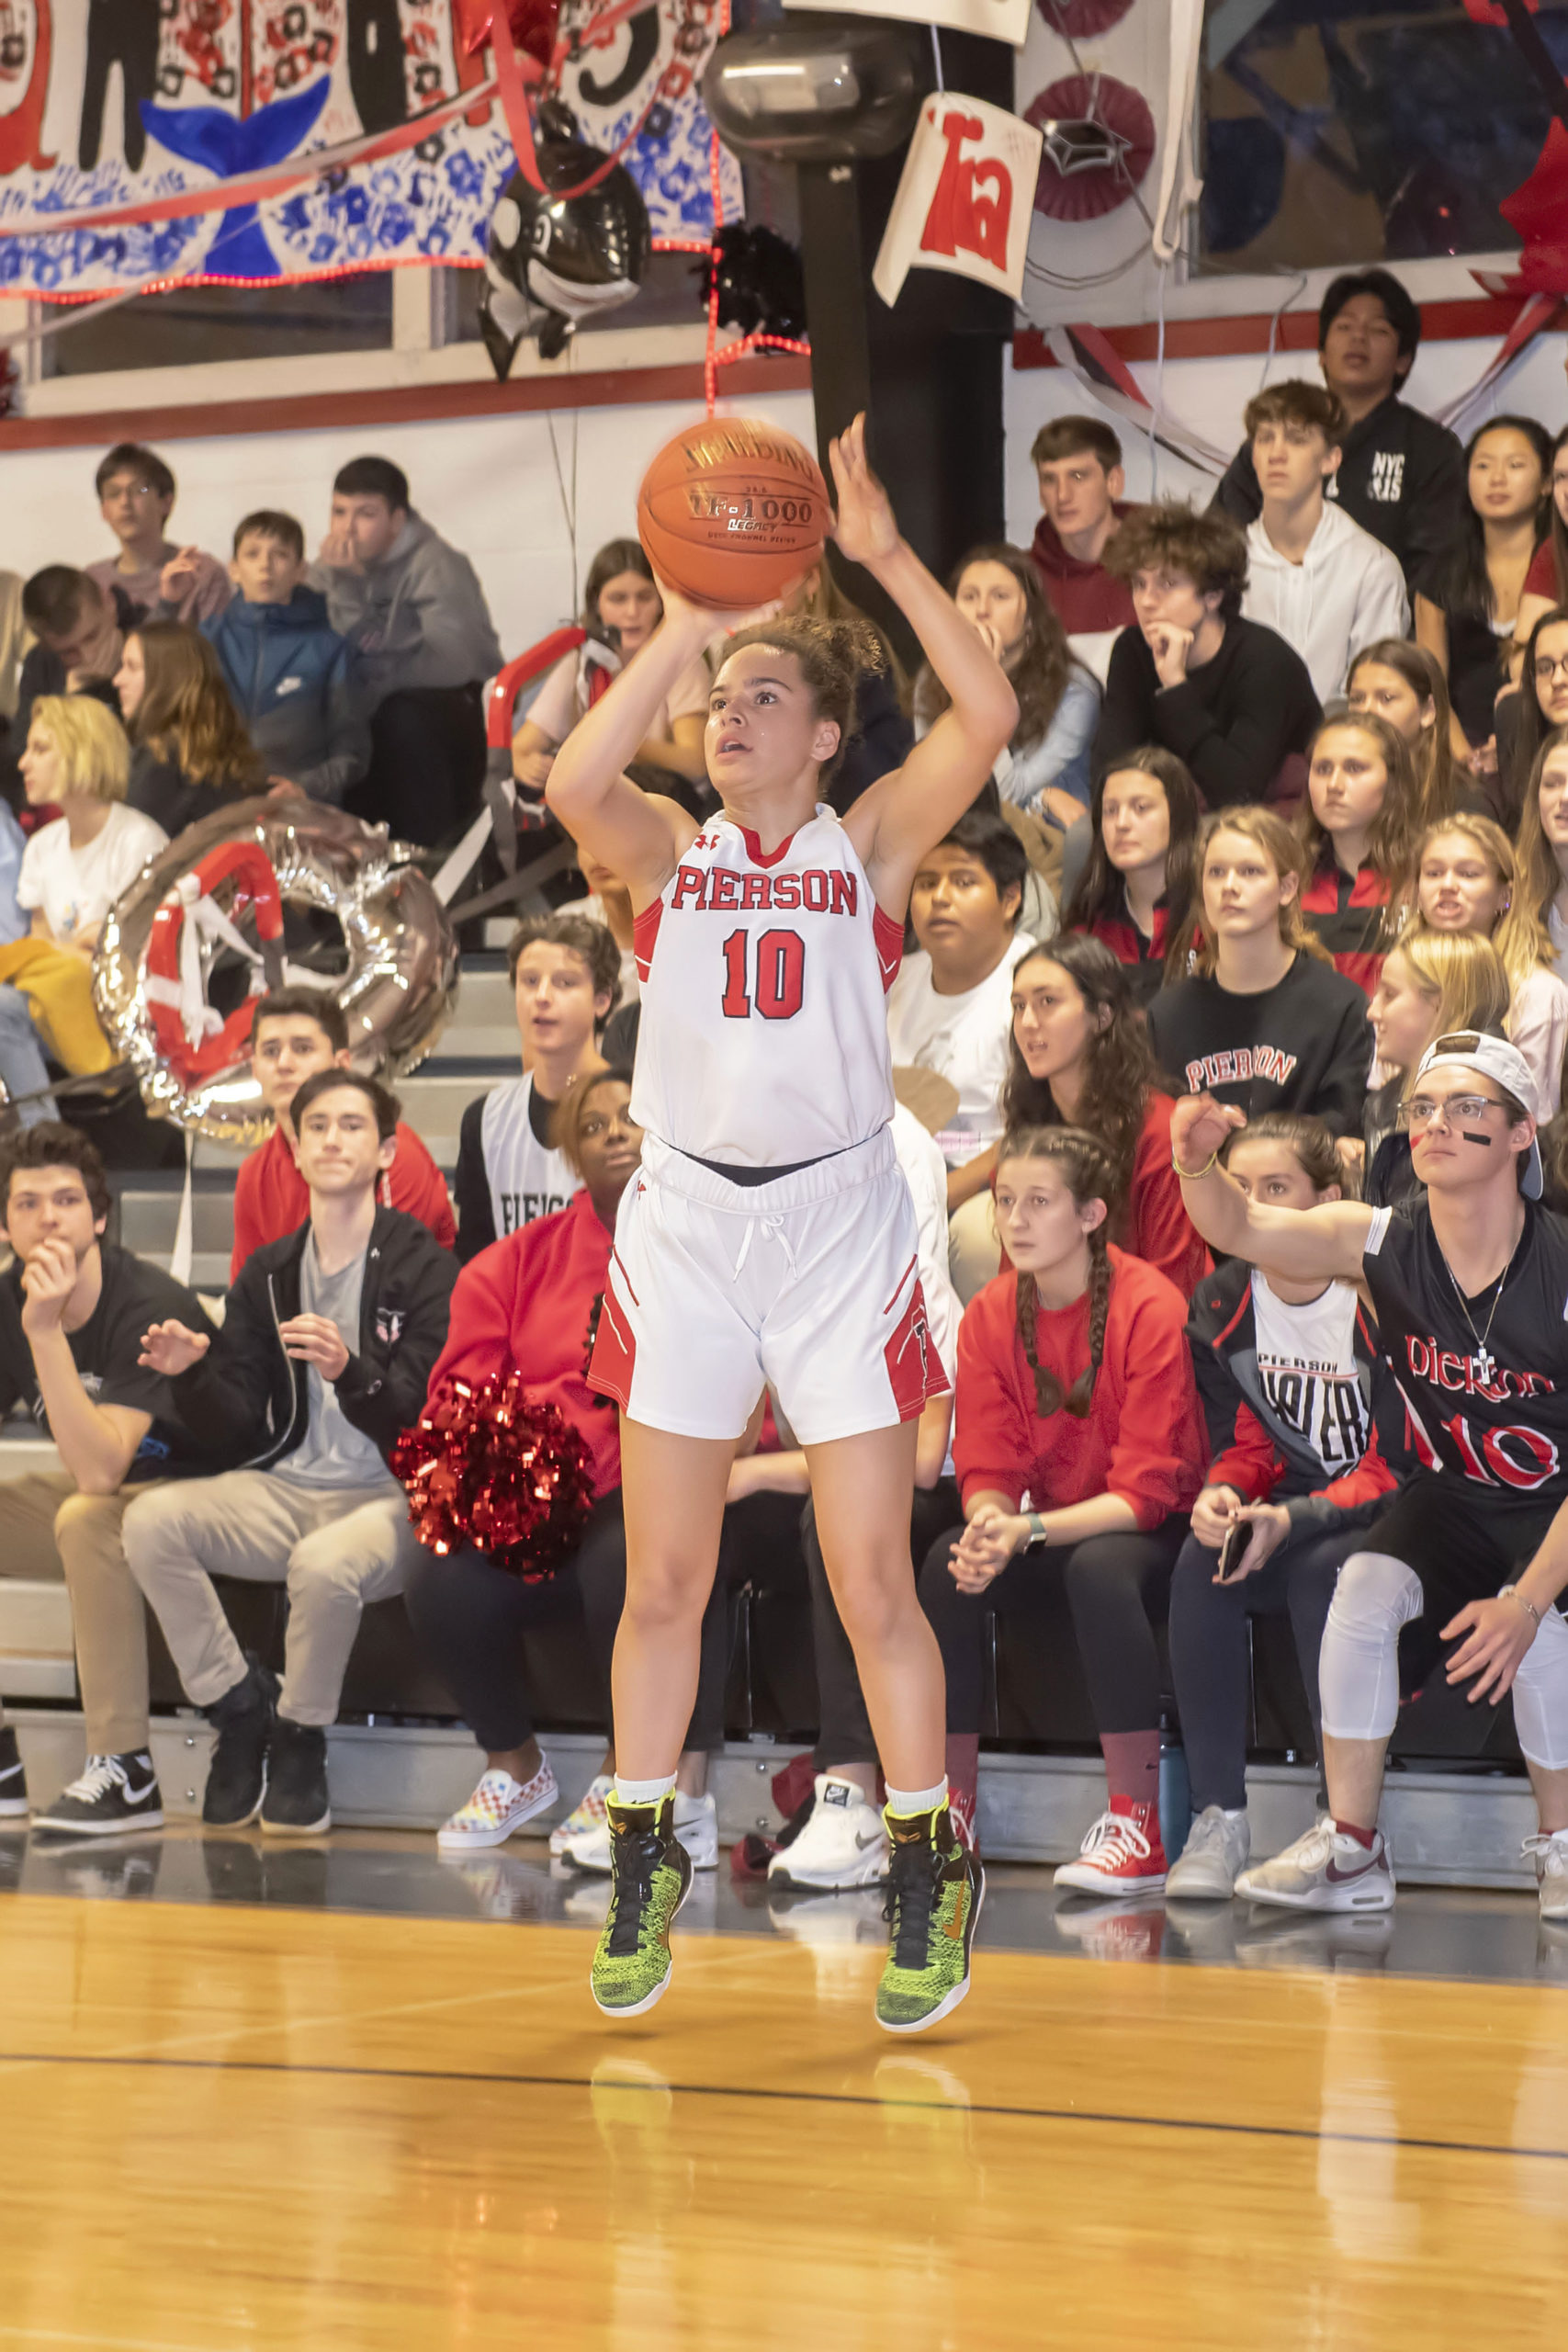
[[631, 807, 901, 1165], [479, 1075, 581, 1237]]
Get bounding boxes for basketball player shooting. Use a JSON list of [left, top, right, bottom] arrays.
[[1171, 1033, 1568, 1922], [546, 415, 1018, 2030]]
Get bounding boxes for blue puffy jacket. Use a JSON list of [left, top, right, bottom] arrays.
[[203, 588, 369, 805]]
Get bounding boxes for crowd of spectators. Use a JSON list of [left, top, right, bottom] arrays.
[[4, 264, 1568, 1920]]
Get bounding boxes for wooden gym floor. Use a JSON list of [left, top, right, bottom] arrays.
[[2, 1826, 1566, 2350]]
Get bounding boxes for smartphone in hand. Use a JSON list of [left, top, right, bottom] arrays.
[[1215, 1519, 1249, 1583]]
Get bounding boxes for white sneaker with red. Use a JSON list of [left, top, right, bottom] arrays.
[[436, 1760, 558, 1852], [1054, 1797, 1168, 1898]]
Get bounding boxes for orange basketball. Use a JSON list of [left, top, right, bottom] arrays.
[[637, 416, 829, 609]]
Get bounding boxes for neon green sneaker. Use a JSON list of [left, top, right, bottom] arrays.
[[589, 1795, 693, 2018], [874, 1807, 984, 2035]]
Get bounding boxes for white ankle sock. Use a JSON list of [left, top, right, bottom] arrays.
[[614, 1772, 677, 1807], [885, 1779, 948, 1818]]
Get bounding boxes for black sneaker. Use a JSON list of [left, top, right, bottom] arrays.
[[32, 1751, 165, 1839], [203, 1657, 278, 1827], [0, 1725, 28, 1820], [261, 1717, 331, 1837]]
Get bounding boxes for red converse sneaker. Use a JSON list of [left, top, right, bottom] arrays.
[[1054, 1796, 1168, 1898]]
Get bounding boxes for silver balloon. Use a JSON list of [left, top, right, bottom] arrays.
[[94, 798, 458, 1149]]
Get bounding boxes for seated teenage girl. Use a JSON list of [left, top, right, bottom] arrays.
[[1062, 745, 1201, 1007], [1360, 929, 1511, 1211], [1346, 638, 1461, 833], [1411, 811, 1568, 1116], [948, 934, 1209, 1303], [1509, 724, 1568, 985], [1146, 807, 1373, 1140], [1165, 1114, 1407, 1901], [916, 1126, 1205, 1895], [1297, 712, 1417, 996]]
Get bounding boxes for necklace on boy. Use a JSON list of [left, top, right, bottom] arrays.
[[1438, 1233, 1519, 1391]]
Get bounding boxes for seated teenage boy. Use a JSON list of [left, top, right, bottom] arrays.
[[232, 985, 454, 1279], [885, 808, 1034, 1188], [1238, 382, 1409, 706], [0, 1124, 217, 1838], [203, 511, 368, 804], [125, 1071, 457, 1836], [1093, 502, 1321, 808], [1212, 269, 1463, 594], [1171, 1033, 1568, 1920], [454, 911, 619, 1261], [1029, 414, 1135, 684], [86, 441, 231, 628]]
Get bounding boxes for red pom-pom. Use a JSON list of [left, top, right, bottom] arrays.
[[392, 1374, 594, 1582]]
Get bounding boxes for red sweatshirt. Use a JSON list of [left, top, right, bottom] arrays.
[[953, 1246, 1206, 1526], [1030, 506, 1136, 634], [423, 1187, 621, 1499], [231, 1122, 455, 1281]]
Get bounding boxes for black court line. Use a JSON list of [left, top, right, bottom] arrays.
[[2, 2048, 1565, 2167]]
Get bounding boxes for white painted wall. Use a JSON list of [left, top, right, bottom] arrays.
[[0, 383, 817, 663], [1003, 329, 1568, 548]]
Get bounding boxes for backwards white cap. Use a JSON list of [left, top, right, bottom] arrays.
[[1412, 1030, 1542, 1200]]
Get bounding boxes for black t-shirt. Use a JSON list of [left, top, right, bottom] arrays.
[[1145, 950, 1373, 1136], [0, 1243, 216, 1482], [1363, 1199, 1568, 1514]]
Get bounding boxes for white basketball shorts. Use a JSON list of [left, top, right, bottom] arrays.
[[588, 1127, 949, 1445]]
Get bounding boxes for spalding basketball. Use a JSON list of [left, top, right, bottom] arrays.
[[637, 417, 829, 608]]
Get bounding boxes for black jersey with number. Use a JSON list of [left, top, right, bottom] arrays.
[[1362, 1200, 1568, 1511]]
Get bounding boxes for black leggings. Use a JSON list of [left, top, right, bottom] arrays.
[[1166, 1525, 1349, 1813], [802, 1481, 961, 1765], [916, 1521, 1185, 1736], [403, 1486, 806, 1757]]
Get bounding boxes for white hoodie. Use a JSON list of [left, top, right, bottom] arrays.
[[1242, 502, 1409, 706]]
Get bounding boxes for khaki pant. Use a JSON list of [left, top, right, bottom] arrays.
[[0, 1472, 155, 1754], [949, 1191, 1003, 1306], [121, 1471, 424, 1727]]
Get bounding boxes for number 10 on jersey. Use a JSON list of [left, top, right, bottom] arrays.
[[721, 928, 806, 1020]]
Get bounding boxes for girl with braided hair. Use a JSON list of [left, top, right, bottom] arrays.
[[915, 1126, 1206, 1891]]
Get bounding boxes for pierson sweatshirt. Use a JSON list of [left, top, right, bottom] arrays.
[[953, 1246, 1206, 1526], [1145, 949, 1372, 1136]]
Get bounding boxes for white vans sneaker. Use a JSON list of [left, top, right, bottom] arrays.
[[769, 1774, 888, 1890], [1165, 1805, 1251, 1900], [568, 1787, 719, 1874], [1235, 1818, 1394, 1912], [550, 1773, 613, 1859], [1524, 1827, 1568, 1922], [436, 1761, 558, 1853]]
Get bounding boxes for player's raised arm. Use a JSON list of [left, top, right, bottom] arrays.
[[1171, 1093, 1372, 1281], [831, 418, 1018, 899], [544, 591, 718, 899]]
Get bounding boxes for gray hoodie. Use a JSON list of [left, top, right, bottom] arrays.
[[310, 511, 503, 710]]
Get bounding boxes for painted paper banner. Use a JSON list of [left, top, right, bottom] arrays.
[[782, 0, 1034, 48], [0, 1, 739, 294], [873, 94, 1043, 309]]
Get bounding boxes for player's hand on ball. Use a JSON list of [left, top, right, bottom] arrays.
[[828, 414, 899, 570], [1172, 1091, 1246, 1173]]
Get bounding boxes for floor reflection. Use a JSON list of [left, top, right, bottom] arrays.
[[3, 1819, 1562, 1986]]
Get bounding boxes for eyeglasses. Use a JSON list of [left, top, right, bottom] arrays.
[[1534, 653, 1568, 683], [1396, 1095, 1506, 1133]]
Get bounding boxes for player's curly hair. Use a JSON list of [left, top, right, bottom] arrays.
[[717, 615, 886, 782], [998, 1125, 1114, 1420]]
